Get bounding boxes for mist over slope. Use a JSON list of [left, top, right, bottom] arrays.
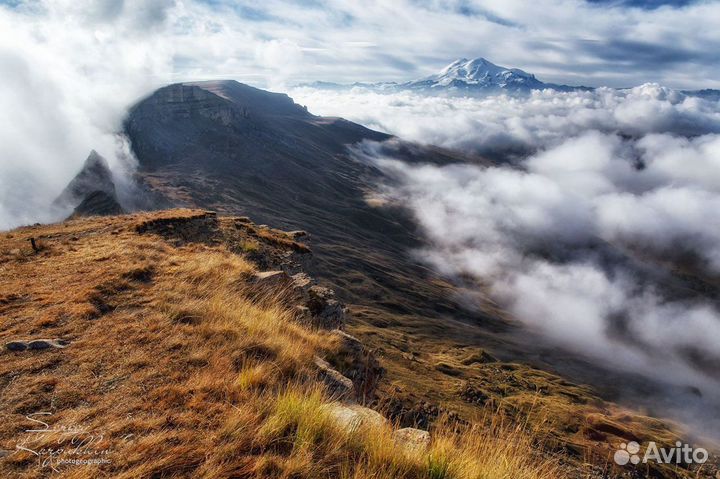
[[293, 84, 720, 418]]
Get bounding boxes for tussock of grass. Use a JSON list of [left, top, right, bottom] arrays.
[[0, 210, 563, 478]]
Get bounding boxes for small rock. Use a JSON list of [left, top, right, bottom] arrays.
[[393, 427, 431, 453], [0, 449, 12, 458], [28, 339, 67, 350], [325, 403, 386, 433], [314, 356, 354, 400], [287, 230, 307, 239], [6, 341, 28, 351]]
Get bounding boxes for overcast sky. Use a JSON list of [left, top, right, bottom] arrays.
[[1, 0, 718, 90]]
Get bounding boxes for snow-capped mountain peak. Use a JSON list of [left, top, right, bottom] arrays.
[[421, 57, 541, 89]]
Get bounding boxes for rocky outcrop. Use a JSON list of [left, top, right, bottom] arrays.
[[326, 330, 384, 403], [71, 190, 124, 218], [306, 286, 345, 329], [250, 269, 349, 330], [251, 269, 382, 403], [314, 356, 354, 399], [55, 150, 118, 209], [136, 211, 219, 245], [288, 273, 347, 329]]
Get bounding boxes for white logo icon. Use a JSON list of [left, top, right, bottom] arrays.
[[614, 441, 641, 465]]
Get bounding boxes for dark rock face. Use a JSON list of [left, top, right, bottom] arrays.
[[54, 150, 126, 218], [55, 150, 116, 208], [71, 190, 124, 218]]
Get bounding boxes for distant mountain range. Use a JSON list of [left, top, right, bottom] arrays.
[[300, 57, 719, 97]]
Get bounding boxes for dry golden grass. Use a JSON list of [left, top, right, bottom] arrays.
[[0, 210, 567, 477]]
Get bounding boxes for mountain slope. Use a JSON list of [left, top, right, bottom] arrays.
[[54, 79, 713, 477], [0, 210, 566, 478]]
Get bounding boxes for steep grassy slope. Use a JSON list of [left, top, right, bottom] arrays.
[[0, 210, 570, 478]]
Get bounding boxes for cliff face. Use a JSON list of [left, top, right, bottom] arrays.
[[124, 80, 385, 172]]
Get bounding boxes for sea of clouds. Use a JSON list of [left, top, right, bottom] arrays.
[[293, 85, 720, 407]]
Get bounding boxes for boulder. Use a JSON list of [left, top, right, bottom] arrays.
[[314, 356, 354, 400], [393, 427, 431, 453], [325, 403, 385, 433], [6, 341, 28, 351]]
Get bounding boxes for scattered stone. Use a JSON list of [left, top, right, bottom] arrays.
[[325, 403, 386, 433], [0, 449, 12, 458], [314, 356, 354, 399], [393, 427, 431, 453], [401, 352, 415, 361], [5, 339, 68, 352], [377, 396, 449, 429], [460, 382, 491, 406]]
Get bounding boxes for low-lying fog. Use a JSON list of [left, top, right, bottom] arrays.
[[292, 85, 720, 436]]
